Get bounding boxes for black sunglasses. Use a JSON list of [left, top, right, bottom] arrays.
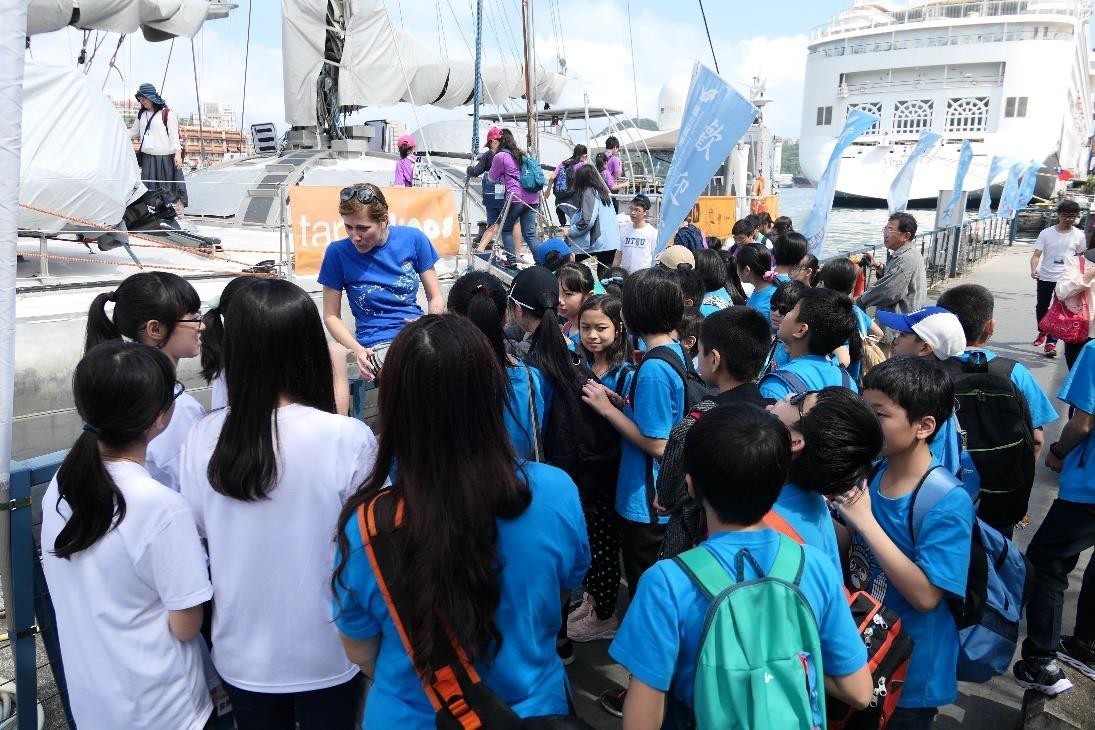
[[789, 389, 820, 422], [340, 187, 380, 205]]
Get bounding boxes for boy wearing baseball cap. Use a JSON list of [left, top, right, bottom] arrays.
[[614, 194, 659, 273]]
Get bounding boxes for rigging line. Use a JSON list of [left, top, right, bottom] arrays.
[[102, 34, 127, 91], [380, 1, 433, 167], [625, 0, 641, 124], [441, 0, 503, 110], [466, 0, 513, 124], [160, 39, 175, 95], [239, 0, 253, 139], [696, 0, 720, 74], [491, 0, 526, 68], [191, 38, 207, 166], [83, 30, 108, 74]]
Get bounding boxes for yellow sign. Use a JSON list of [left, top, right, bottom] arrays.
[[291, 186, 461, 276], [689, 195, 781, 239]]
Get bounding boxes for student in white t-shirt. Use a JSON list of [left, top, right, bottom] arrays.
[[180, 279, 377, 729], [85, 271, 206, 491], [1030, 199, 1087, 357], [613, 193, 659, 272], [42, 341, 213, 730]]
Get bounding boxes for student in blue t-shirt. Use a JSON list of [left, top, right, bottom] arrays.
[[319, 184, 443, 382], [1013, 339, 1095, 696], [694, 250, 733, 316], [332, 315, 589, 728], [818, 258, 884, 382], [840, 358, 975, 729], [583, 267, 686, 600], [611, 406, 873, 727], [447, 271, 546, 462], [738, 243, 778, 328], [772, 231, 809, 282], [767, 387, 884, 572], [768, 280, 809, 370], [760, 288, 860, 400]]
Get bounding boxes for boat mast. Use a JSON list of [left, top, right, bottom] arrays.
[[521, 0, 537, 155], [472, 0, 483, 153]]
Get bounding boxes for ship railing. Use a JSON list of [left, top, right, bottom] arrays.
[[810, 27, 1071, 55], [915, 215, 1016, 288], [810, 0, 1087, 42]]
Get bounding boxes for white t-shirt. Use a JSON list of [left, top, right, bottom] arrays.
[[129, 108, 181, 156], [147, 392, 205, 493], [618, 223, 659, 272], [180, 404, 378, 692], [1034, 225, 1086, 281], [210, 372, 228, 411], [41, 461, 213, 730]]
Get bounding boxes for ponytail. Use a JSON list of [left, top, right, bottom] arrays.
[[200, 276, 262, 383], [54, 431, 127, 559], [447, 271, 510, 367], [84, 291, 122, 353], [84, 272, 201, 354], [526, 295, 581, 393]]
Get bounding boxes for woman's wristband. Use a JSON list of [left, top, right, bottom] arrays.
[[1049, 441, 1068, 460]]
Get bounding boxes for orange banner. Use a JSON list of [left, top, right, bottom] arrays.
[[291, 186, 461, 276]]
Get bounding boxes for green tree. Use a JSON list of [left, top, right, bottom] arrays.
[[778, 138, 800, 175]]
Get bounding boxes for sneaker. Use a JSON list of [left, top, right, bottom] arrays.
[[1045, 342, 1058, 358], [568, 612, 619, 643], [598, 688, 626, 718], [556, 637, 575, 666], [566, 593, 595, 625], [1033, 333, 1048, 347], [1013, 658, 1074, 696], [1057, 636, 1095, 680]]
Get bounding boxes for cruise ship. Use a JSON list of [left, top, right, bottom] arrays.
[[800, 0, 1094, 206]]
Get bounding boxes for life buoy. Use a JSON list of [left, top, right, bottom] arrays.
[[750, 197, 767, 216], [852, 260, 866, 298]]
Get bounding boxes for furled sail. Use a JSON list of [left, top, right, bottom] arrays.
[[26, 0, 232, 39], [283, 0, 567, 127]]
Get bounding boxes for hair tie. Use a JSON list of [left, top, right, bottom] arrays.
[[473, 283, 488, 294], [82, 423, 101, 436], [762, 269, 777, 282], [600, 276, 623, 285], [107, 290, 116, 302]]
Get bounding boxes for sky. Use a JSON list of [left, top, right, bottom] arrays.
[[21, 0, 1068, 142]]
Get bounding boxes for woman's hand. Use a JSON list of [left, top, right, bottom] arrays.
[[174, 152, 183, 167], [355, 346, 378, 381]]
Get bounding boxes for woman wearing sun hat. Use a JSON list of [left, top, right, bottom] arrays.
[[129, 82, 188, 213], [393, 134, 417, 187]]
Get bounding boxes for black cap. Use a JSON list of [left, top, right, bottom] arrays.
[[630, 193, 651, 210], [509, 265, 559, 312]]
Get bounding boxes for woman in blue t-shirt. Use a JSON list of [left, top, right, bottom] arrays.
[[331, 315, 590, 727], [319, 184, 444, 382]]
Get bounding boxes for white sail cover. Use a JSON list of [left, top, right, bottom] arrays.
[[19, 62, 143, 233], [283, 0, 567, 126], [26, 0, 230, 38]]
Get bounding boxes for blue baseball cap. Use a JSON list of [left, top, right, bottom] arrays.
[[876, 306, 966, 359], [536, 237, 572, 267]]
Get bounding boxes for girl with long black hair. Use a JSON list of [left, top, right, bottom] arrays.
[[331, 315, 589, 726], [566, 164, 620, 273], [448, 270, 548, 462], [180, 279, 377, 729], [41, 341, 213, 730], [488, 128, 542, 266], [85, 271, 205, 492]]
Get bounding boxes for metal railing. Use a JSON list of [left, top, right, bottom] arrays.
[[916, 214, 1016, 287]]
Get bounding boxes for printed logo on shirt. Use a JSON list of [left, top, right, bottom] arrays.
[[848, 536, 887, 601]]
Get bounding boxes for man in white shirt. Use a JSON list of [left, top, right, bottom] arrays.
[[1031, 199, 1087, 357], [614, 194, 659, 272]]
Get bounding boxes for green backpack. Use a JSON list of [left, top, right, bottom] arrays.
[[674, 536, 827, 730]]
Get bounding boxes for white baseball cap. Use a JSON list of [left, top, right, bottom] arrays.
[[876, 306, 967, 360]]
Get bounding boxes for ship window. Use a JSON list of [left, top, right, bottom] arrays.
[[848, 102, 883, 134], [1005, 96, 1028, 118], [893, 99, 934, 133], [816, 106, 833, 126], [946, 97, 990, 133]]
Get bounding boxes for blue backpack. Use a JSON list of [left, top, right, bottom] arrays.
[[910, 467, 1032, 682], [553, 161, 573, 195], [519, 154, 547, 192]]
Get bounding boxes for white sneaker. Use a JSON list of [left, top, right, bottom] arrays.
[[566, 593, 595, 625], [568, 612, 619, 643]]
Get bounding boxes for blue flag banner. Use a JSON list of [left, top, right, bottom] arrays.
[[978, 155, 1013, 218], [654, 64, 759, 253], [801, 108, 881, 257], [996, 161, 1026, 219], [887, 130, 942, 214], [940, 139, 973, 225], [1015, 161, 1044, 210]]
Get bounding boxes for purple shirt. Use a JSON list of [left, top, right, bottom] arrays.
[[603, 153, 623, 189], [489, 150, 541, 207], [394, 156, 415, 187]]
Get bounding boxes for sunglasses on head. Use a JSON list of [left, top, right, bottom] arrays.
[[340, 187, 380, 205], [789, 389, 821, 422]]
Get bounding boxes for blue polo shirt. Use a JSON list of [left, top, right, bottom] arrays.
[[505, 365, 547, 462], [1056, 340, 1095, 504], [847, 464, 974, 708], [773, 482, 842, 573], [610, 529, 867, 713], [317, 228, 440, 347], [616, 343, 688, 523], [759, 354, 858, 401], [333, 462, 590, 728]]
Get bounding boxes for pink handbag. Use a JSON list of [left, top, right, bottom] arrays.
[[1039, 257, 1091, 344]]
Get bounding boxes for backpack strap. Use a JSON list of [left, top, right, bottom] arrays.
[[984, 356, 1018, 380], [765, 535, 807, 586], [674, 536, 805, 601], [629, 346, 687, 523], [674, 545, 734, 600], [523, 365, 542, 463], [762, 510, 806, 545], [357, 493, 488, 728], [838, 365, 853, 390], [907, 465, 964, 543], [764, 368, 810, 395]]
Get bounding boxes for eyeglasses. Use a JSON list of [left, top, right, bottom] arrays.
[[176, 313, 204, 324], [789, 389, 820, 422], [340, 187, 379, 204], [172, 381, 186, 401]]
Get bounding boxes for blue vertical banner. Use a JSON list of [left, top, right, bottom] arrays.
[[887, 130, 942, 214], [801, 108, 881, 257], [978, 155, 1012, 218], [996, 161, 1026, 218], [655, 64, 759, 253], [940, 140, 974, 225], [1015, 160, 1044, 209]]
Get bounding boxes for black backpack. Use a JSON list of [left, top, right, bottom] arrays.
[[629, 345, 715, 413], [938, 353, 1036, 531]]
